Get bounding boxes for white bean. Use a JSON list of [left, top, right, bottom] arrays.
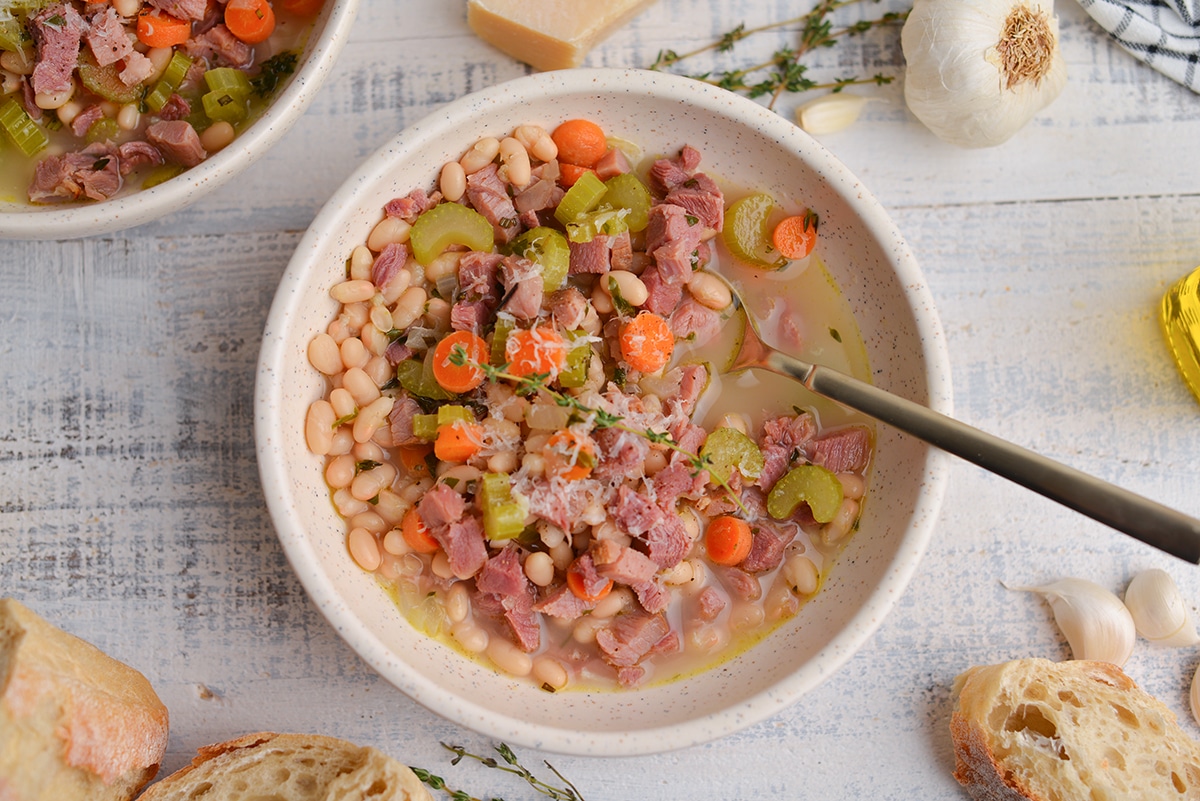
[[339, 337, 369, 370], [439, 160, 466, 202], [765, 575, 802, 621], [438, 464, 482, 492], [113, 0, 142, 18], [445, 583, 471, 623], [349, 245, 374, 281], [0, 51, 34, 76], [498, 137, 532, 187], [431, 551, 455, 580], [353, 395, 394, 443], [351, 468, 390, 502], [361, 325, 391, 358], [35, 83, 74, 110], [523, 551, 555, 587], [391, 286, 427, 330], [424, 297, 451, 330], [367, 216, 411, 251], [821, 498, 860, 545], [532, 656, 568, 691], [333, 488, 369, 517], [487, 451, 518, 474], [145, 46, 173, 81], [380, 266, 412, 305], [325, 454, 356, 488], [349, 510, 387, 534], [591, 282, 614, 315], [592, 587, 632, 619], [783, 554, 820, 596], [837, 472, 866, 500], [305, 400, 336, 455], [115, 102, 139, 131], [354, 441, 384, 462], [342, 301, 369, 331], [424, 252, 461, 284], [307, 333, 342, 375], [342, 367, 381, 407], [512, 124, 556, 162], [376, 491, 410, 526], [348, 528, 381, 571], [687, 271, 733, 310], [459, 136, 500, 174], [330, 279, 376, 304], [382, 528, 410, 555], [54, 99, 82, 124], [199, 121, 235, 153], [451, 621, 489, 653], [486, 637, 533, 677], [364, 355, 392, 387], [603, 271, 649, 307], [729, 602, 765, 632]]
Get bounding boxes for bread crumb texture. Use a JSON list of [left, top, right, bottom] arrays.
[[0, 598, 169, 801], [951, 658, 1200, 801], [137, 732, 434, 801]]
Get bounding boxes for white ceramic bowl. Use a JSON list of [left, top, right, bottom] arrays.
[[255, 68, 953, 756], [0, 0, 358, 240]]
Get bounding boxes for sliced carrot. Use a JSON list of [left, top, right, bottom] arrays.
[[557, 162, 596, 188], [544, 429, 596, 481], [401, 507, 440, 554], [397, 443, 433, 476], [224, 0, 276, 44], [705, 515, 753, 566], [281, 0, 324, 15], [432, 330, 489, 394], [504, 326, 567, 380], [566, 558, 613, 602], [619, 311, 674, 374], [551, 119, 608, 169], [771, 210, 819, 260], [137, 9, 191, 48], [434, 421, 484, 463]]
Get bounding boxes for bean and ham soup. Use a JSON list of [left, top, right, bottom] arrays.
[[303, 119, 875, 690], [0, 0, 321, 204]]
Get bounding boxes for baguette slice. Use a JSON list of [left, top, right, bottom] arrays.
[[0, 598, 169, 801], [951, 658, 1200, 800], [137, 732, 432, 801]]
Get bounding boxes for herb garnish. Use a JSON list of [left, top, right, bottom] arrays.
[[412, 742, 587, 801]]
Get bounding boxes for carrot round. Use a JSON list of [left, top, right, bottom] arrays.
[[619, 311, 674, 374], [281, 0, 324, 15], [504, 326, 567, 379], [397, 443, 433, 476], [557, 162, 596, 188], [224, 0, 276, 44], [566, 558, 613, 602], [705, 515, 753, 566], [401, 507, 440, 554], [434, 421, 484, 463], [771, 210, 819, 260], [544, 429, 596, 481], [432, 330, 489, 393], [136, 9, 191, 48], [551, 119, 607, 169]]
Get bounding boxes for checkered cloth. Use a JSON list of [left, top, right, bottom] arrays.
[[1076, 0, 1200, 91]]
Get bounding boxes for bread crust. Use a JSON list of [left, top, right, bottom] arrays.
[[0, 598, 169, 801], [138, 731, 433, 801], [950, 658, 1200, 801]]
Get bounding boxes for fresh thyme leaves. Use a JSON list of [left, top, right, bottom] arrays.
[[251, 50, 299, 97], [413, 742, 587, 801], [650, 0, 908, 110]]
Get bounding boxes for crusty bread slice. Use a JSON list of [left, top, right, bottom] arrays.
[[951, 658, 1200, 800], [137, 732, 432, 801], [0, 598, 169, 801]]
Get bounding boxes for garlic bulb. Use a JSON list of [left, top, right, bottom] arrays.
[[1124, 568, 1200, 647], [795, 93, 876, 136], [901, 0, 1068, 148], [1011, 578, 1136, 666]]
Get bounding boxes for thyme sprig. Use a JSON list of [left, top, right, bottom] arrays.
[[650, 0, 908, 110], [411, 742, 586, 801], [448, 346, 751, 516]]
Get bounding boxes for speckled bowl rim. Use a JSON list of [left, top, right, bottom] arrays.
[[256, 68, 954, 756], [0, 0, 358, 240]]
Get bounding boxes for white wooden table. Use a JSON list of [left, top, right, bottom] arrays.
[[4, 1, 1200, 798]]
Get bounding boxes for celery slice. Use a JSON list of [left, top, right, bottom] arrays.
[[767, 464, 843, 523], [86, 118, 121, 144], [436, 404, 474, 427], [558, 331, 591, 389], [553, 170, 607, 226], [564, 206, 629, 244], [201, 89, 247, 122], [700, 426, 763, 484], [204, 67, 253, 97], [409, 203, 494, 266], [145, 51, 193, 113], [0, 98, 47, 157], [724, 193, 788, 270], [480, 472, 525, 540], [77, 52, 142, 104], [411, 413, 438, 440], [603, 172, 652, 232], [141, 163, 185, 189], [396, 357, 452, 401], [0, 16, 24, 53], [490, 317, 515, 365], [510, 226, 569, 293]]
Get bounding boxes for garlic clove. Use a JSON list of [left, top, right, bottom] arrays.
[[1124, 568, 1200, 647], [795, 93, 876, 136], [1009, 578, 1136, 666], [1192, 663, 1200, 728]]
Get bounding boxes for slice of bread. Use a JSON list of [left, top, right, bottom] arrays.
[[137, 732, 432, 801], [951, 658, 1200, 800], [0, 598, 169, 801]]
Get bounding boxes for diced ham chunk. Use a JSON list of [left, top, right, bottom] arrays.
[[612, 486, 661, 536], [664, 172, 724, 230], [28, 143, 122, 204], [533, 584, 596, 620], [385, 188, 439, 222], [146, 121, 206, 167], [417, 483, 464, 531], [86, 7, 134, 68], [594, 147, 631, 180], [371, 242, 408, 290], [592, 540, 658, 586], [808, 426, 872, 474], [499, 255, 542, 320], [387, 395, 422, 447], [697, 586, 726, 621], [596, 611, 669, 667], [475, 546, 528, 598], [30, 4, 87, 95], [548, 287, 588, 330], [641, 510, 691, 569], [435, 516, 488, 579], [466, 163, 520, 243], [758, 413, 818, 491], [669, 297, 723, 346], [739, 524, 789, 573], [148, 0, 208, 20]]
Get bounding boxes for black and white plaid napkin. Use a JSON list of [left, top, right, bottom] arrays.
[[1076, 0, 1200, 91]]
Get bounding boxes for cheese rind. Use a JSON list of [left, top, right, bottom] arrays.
[[467, 0, 658, 72]]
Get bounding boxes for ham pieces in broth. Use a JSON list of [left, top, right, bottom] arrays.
[[303, 119, 876, 690]]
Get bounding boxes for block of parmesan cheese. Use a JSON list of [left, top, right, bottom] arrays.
[[467, 0, 658, 72]]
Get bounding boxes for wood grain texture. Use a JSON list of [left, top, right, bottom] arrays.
[[3, 0, 1200, 798]]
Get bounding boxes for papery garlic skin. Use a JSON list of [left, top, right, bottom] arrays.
[[1124, 568, 1200, 647], [901, 0, 1068, 148], [1013, 578, 1136, 666], [796, 93, 875, 136]]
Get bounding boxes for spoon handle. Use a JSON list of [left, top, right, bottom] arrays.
[[764, 351, 1200, 563]]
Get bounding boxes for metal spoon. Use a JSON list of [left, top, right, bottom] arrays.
[[720, 278, 1200, 563]]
